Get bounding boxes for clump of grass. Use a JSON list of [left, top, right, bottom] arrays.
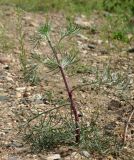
[[23, 110, 76, 152], [16, 8, 40, 85], [80, 119, 121, 156]]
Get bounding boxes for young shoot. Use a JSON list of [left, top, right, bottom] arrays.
[[34, 22, 81, 143]]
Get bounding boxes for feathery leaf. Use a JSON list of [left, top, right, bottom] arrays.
[[59, 23, 79, 42], [38, 22, 51, 38], [61, 52, 79, 69]]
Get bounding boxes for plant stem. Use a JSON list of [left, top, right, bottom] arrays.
[[46, 36, 80, 143], [123, 107, 134, 145]]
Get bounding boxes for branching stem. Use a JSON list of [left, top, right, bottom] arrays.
[[46, 36, 80, 143]]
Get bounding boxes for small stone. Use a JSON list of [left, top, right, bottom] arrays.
[[88, 44, 96, 49], [5, 141, 23, 148], [97, 39, 103, 44], [11, 141, 23, 148], [0, 56, 11, 64], [32, 94, 43, 104], [46, 154, 61, 160], [13, 49, 21, 54], [108, 99, 122, 110], [29, 22, 38, 27], [77, 34, 89, 41], [104, 122, 116, 135], [6, 76, 14, 82], [22, 16, 31, 21], [127, 34, 133, 40], [63, 157, 70, 160], [16, 87, 26, 92], [7, 156, 19, 160], [16, 92, 22, 98], [56, 146, 74, 157], [71, 152, 81, 159], [74, 17, 93, 29], [80, 150, 90, 158], [71, 152, 77, 157], [127, 48, 134, 53], [0, 131, 6, 136], [15, 147, 30, 154], [3, 64, 10, 70], [0, 95, 9, 101], [100, 50, 109, 55]]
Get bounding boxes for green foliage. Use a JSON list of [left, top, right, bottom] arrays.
[[44, 57, 59, 71], [59, 23, 79, 43], [38, 22, 51, 38], [0, 0, 133, 18], [60, 52, 79, 69], [70, 64, 92, 74], [33, 22, 80, 72], [0, 0, 103, 14], [23, 63, 40, 85], [102, 13, 133, 42], [24, 112, 75, 152], [80, 121, 119, 155], [103, 0, 134, 15], [20, 105, 121, 155], [112, 30, 128, 42]]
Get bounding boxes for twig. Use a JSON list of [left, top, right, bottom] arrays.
[[108, 92, 134, 145], [123, 107, 134, 145]]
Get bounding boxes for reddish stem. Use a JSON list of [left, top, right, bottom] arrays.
[[47, 37, 80, 143]]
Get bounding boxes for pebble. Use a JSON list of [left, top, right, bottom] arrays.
[[0, 95, 9, 101], [80, 150, 90, 158], [15, 147, 31, 154], [29, 22, 39, 27], [6, 76, 14, 82], [16, 87, 26, 92], [100, 50, 109, 55], [5, 141, 23, 148], [8, 156, 19, 160], [74, 17, 93, 29], [71, 152, 82, 160], [3, 64, 10, 70], [127, 48, 134, 53], [46, 154, 61, 160], [77, 33, 89, 41], [104, 122, 116, 135], [0, 56, 11, 64], [108, 99, 122, 111], [88, 44, 96, 49]]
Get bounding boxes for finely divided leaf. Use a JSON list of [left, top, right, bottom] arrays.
[[38, 22, 51, 38], [44, 57, 59, 71], [61, 52, 78, 69]]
